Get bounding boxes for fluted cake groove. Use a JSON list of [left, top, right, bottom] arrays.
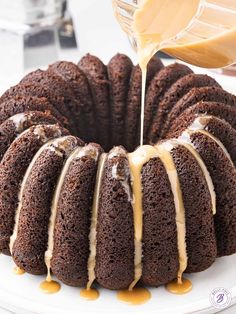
[[0, 53, 235, 290]]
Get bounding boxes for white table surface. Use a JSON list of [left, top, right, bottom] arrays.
[[0, 0, 235, 313], [0, 303, 235, 314]]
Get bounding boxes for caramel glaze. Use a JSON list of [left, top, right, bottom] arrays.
[[80, 288, 100, 301], [13, 267, 25, 275], [39, 279, 61, 294], [39, 257, 61, 294], [128, 145, 159, 291], [166, 278, 192, 295], [87, 153, 107, 290], [117, 287, 151, 305]]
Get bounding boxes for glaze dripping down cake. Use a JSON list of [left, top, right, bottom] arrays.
[[0, 53, 235, 291]]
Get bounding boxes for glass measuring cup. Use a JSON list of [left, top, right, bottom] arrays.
[[113, 0, 236, 69]]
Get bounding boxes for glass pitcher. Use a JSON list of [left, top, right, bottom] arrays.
[[113, 0, 236, 69]]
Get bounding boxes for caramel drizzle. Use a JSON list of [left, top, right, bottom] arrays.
[[86, 153, 107, 290], [194, 129, 234, 167], [39, 279, 61, 294], [9, 137, 55, 254], [9, 136, 74, 255], [177, 114, 236, 215], [45, 146, 83, 281], [140, 67, 147, 146], [127, 143, 188, 287], [128, 145, 159, 290], [45, 144, 101, 282], [183, 115, 234, 167], [37, 136, 79, 291], [80, 287, 100, 301], [166, 277, 192, 295], [13, 267, 25, 275], [125, 115, 232, 289], [172, 139, 216, 215], [117, 287, 151, 305], [10, 113, 232, 296], [155, 142, 187, 284]]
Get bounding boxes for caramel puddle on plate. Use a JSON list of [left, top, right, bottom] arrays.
[[117, 287, 151, 305], [166, 278, 192, 294], [13, 267, 25, 275], [80, 288, 100, 301], [39, 280, 61, 294]]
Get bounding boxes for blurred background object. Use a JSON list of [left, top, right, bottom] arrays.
[[58, 0, 77, 48], [0, 0, 77, 90], [70, 0, 135, 62], [0, 0, 62, 25], [213, 64, 236, 77]]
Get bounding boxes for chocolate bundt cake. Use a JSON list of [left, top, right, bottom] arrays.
[[0, 53, 235, 292]]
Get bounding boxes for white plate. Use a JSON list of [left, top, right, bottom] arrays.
[[0, 254, 235, 314]]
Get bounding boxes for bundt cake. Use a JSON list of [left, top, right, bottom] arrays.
[[0, 53, 235, 296]]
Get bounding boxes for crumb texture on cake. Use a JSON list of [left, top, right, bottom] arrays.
[[0, 53, 235, 290]]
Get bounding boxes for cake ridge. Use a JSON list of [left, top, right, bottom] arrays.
[[11, 135, 81, 275], [150, 74, 221, 141], [0, 53, 235, 293], [45, 146, 84, 282], [186, 125, 234, 167], [9, 135, 80, 256], [87, 152, 107, 290], [173, 138, 216, 215], [0, 124, 69, 255]]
